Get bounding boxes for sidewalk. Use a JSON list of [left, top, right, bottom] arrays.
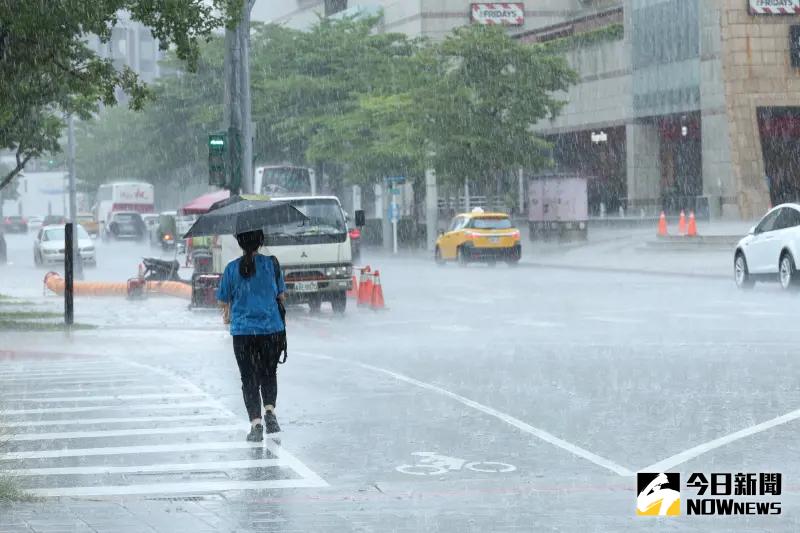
[[366, 220, 747, 280]]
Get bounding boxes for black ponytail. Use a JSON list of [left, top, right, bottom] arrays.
[[235, 230, 264, 278]]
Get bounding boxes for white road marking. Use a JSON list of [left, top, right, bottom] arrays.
[[0, 413, 230, 428], [640, 407, 800, 474], [0, 369, 139, 378], [8, 459, 282, 477], [508, 319, 564, 328], [264, 438, 328, 487], [584, 316, 644, 324], [671, 313, 724, 320], [0, 440, 265, 460], [5, 392, 200, 403], [0, 378, 144, 386], [301, 352, 634, 477], [1, 401, 218, 416], [6, 424, 244, 441], [28, 478, 328, 497], [0, 373, 143, 382], [430, 324, 474, 333], [1, 385, 189, 397]]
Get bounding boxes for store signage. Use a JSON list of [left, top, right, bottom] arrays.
[[749, 0, 800, 15], [471, 3, 525, 25]]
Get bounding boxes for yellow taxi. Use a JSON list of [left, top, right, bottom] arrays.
[[435, 208, 521, 266], [77, 213, 99, 237]]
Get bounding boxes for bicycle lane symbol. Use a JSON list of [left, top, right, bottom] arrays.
[[396, 452, 516, 476]]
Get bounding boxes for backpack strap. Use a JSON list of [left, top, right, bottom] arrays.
[[270, 255, 288, 364]]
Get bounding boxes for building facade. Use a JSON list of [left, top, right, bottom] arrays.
[[254, 0, 800, 220]]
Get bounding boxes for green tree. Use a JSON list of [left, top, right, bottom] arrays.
[[421, 25, 577, 187], [74, 37, 225, 190], [0, 0, 238, 191]]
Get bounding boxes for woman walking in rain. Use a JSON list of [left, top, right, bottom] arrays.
[[217, 229, 286, 441]]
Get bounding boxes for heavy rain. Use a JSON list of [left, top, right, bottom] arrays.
[[1, 1, 799, 531]]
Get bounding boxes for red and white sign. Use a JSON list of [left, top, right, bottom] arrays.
[[749, 0, 800, 15], [471, 3, 525, 26]]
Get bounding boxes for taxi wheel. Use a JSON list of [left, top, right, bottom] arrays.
[[457, 247, 469, 267], [434, 246, 445, 266]]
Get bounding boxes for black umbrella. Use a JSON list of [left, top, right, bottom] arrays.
[[182, 197, 308, 238]]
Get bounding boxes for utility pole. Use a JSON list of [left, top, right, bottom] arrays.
[[239, 2, 254, 194], [67, 115, 83, 280], [223, 0, 254, 195]]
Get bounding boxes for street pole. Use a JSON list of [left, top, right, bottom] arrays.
[[239, 0, 254, 194], [67, 115, 83, 280], [425, 168, 438, 252]]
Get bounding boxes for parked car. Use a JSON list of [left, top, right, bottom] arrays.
[[734, 203, 800, 290], [33, 224, 96, 266], [77, 213, 99, 237], [27, 215, 44, 232], [2, 216, 28, 233], [435, 208, 521, 266], [103, 211, 147, 242]]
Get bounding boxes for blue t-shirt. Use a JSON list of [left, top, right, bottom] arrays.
[[216, 254, 286, 336]]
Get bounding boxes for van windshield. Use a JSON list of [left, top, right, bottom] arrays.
[[265, 199, 347, 245]]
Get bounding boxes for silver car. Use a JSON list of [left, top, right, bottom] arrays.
[[33, 224, 96, 266]]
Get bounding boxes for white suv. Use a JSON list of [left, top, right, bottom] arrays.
[[734, 203, 800, 290]]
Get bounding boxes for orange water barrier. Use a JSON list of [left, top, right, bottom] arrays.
[[43, 272, 192, 299]]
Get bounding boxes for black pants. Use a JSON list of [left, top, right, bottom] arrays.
[[233, 334, 282, 421]]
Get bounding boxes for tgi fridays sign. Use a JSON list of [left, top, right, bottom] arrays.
[[471, 3, 525, 26], [749, 0, 800, 14]]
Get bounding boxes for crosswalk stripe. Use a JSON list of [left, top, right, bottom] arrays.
[[1, 401, 219, 416], [8, 459, 283, 477], [6, 424, 244, 442], [0, 440, 266, 460], [1, 385, 190, 397], [5, 392, 200, 403], [28, 478, 328, 497], [0, 413, 230, 428]]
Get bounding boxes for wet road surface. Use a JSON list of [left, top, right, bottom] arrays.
[[2, 233, 800, 531]]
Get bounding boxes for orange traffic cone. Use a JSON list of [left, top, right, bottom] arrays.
[[347, 274, 358, 299], [687, 211, 697, 237], [678, 210, 687, 236], [370, 270, 386, 311], [357, 266, 372, 307], [657, 211, 668, 237]]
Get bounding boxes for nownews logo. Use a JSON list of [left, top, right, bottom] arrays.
[[637, 472, 782, 517]]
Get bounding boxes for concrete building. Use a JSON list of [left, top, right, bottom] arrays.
[[253, 0, 800, 220]]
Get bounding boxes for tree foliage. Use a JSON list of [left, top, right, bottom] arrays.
[[73, 16, 577, 195], [0, 0, 238, 191]]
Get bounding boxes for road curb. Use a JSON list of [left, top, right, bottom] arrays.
[[518, 261, 730, 280]]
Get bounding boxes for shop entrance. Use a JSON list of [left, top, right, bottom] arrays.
[[658, 113, 702, 213], [758, 106, 800, 205]]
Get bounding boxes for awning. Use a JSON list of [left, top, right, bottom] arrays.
[[179, 190, 230, 215]]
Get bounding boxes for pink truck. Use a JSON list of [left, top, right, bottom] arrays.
[[527, 174, 589, 241]]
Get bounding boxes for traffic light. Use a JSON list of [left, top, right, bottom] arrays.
[[208, 133, 228, 188], [208, 129, 241, 192]]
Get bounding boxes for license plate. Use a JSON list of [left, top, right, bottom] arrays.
[[293, 281, 318, 293], [489, 236, 500, 243]]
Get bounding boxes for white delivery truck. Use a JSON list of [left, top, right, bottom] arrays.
[[213, 195, 354, 313], [527, 174, 589, 241]]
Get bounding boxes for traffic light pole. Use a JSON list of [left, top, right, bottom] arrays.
[[223, 0, 254, 195]]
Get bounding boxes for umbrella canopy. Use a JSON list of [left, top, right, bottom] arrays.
[[182, 198, 308, 238], [179, 190, 230, 215]]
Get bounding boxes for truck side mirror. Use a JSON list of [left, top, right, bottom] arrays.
[[354, 210, 366, 228]]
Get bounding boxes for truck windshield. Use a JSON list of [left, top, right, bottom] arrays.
[[265, 199, 347, 245]]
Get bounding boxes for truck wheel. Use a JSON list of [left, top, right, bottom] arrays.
[[331, 291, 347, 314], [308, 295, 322, 314]]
